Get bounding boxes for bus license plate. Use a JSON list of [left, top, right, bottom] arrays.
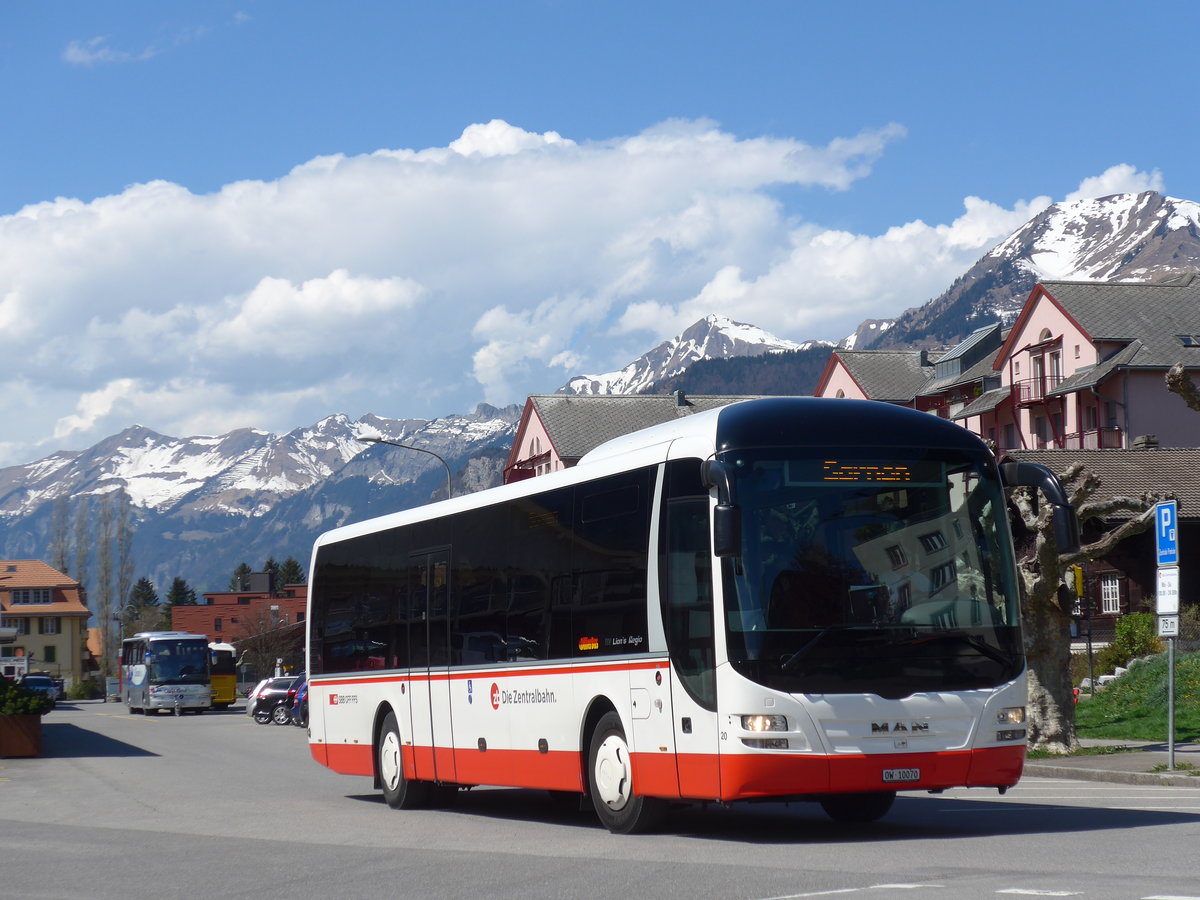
[[882, 768, 920, 783]]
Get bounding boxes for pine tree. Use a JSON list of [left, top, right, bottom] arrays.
[[229, 563, 252, 591], [165, 577, 198, 608], [278, 556, 306, 586], [123, 576, 163, 635], [262, 557, 280, 587]]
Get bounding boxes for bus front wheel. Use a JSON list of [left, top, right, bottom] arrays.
[[378, 712, 430, 810], [587, 711, 663, 834], [818, 791, 896, 823]]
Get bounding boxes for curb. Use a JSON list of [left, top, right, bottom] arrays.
[[1023, 762, 1200, 787]]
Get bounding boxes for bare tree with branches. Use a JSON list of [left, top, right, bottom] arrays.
[[1010, 461, 1166, 753], [1166, 362, 1200, 412]]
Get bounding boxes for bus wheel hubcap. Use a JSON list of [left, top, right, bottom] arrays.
[[595, 735, 630, 810], [380, 731, 401, 790]]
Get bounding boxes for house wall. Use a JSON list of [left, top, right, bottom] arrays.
[[815, 359, 868, 400], [0, 612, 88, 687], [1120, 370, 1200, 447], [171, 591, 308, 645], [1002, 297, 1095, 446], [509, 412, 561, 477]]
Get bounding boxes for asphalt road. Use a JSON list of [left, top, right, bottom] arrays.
[[4, 700, 1200, 900]]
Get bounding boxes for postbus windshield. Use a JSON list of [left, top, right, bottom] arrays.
[[721, 446, 1021, 699], [146, 639, 210, 686]]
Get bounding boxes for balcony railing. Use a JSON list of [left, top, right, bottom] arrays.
[[1061, 427, 1124, 450], [1011, 374, 1063, 406]]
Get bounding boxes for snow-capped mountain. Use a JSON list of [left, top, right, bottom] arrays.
[[0, 405, 521, 592], [864, 191, 1200, 348], [559, 314, 814, 395], [0, 412, 446, 520]]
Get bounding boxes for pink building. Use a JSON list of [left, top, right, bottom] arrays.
[[958, 277, 1200, 451], [504, 393, 757, 483]]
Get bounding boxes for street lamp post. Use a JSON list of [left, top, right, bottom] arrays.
[[356, 436, 453, 500]]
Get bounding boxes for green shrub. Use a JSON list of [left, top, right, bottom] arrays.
[[0, 676, 54, 716], [67, 680, 98, 700], [1094, 613, 1162, 675]]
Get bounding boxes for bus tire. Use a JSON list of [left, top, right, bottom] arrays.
[[378, 712, 430, 810], [818, 791, 896, 824], [587, 711, 664, 834]]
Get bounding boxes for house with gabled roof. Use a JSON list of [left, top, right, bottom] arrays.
[[0, 560, 91, 689], [971, 276, 1200, 451], [503, 392, 758, 483], [812, 349, 942, 408]]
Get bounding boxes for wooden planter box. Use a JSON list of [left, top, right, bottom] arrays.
[[0, 714, 43, 758]]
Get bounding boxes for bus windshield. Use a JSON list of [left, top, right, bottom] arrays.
[[146, 639, 210, 686], [721, 446, 1022, 699]]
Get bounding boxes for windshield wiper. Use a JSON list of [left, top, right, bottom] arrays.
[[779, 625, 856, 673], [910, 631, 1011, 666]]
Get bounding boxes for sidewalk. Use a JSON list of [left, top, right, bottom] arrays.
[[1022, 739, 1200, 786]]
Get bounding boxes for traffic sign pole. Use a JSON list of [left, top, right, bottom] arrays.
[[1155, 500, 1180, 770]]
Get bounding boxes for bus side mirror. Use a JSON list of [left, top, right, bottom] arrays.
[[702, 459, 742, 558], [999, 461, 1081, 554], [712, 504, 742, 558]]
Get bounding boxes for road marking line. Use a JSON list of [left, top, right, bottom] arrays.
[[756, 886, 943, 899], [996, 890, 1082, 897]]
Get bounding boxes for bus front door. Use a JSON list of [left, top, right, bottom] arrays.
[[662, 496, 721, 800], [406, 549, 457, 784]]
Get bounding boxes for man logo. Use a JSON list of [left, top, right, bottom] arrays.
[[871, 721, 931, 734]]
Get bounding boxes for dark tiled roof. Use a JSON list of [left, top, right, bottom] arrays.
[[1041, 277, 1200, 369], [1002, 448, 1200, 520], [834, 351, 939, 402], [924, 348, 1003, 394], [951, 387, 1011, 419], [1048, 341, 1142, 396], [937, 323, 1002, 364], [530, 394, 758, 460]]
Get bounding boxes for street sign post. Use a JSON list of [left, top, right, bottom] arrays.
[[1154, 500, 1180, 769]]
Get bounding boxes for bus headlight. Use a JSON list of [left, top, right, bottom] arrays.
[[741, 714, 787, 732], [997, 707, 1026, 726]]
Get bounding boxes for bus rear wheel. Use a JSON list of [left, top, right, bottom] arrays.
[[818, 791, 896, 823], [378, 712, 430, 810], [587, 711, 663, 834]]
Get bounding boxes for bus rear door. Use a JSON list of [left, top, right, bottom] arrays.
[[406, 549, 457, 784]]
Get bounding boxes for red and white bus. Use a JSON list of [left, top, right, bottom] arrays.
[[305, 397, 1077, 832]]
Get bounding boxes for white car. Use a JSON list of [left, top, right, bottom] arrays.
[[244, 678, 272, 716]]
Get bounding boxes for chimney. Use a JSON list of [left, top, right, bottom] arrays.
[[673, 390, 691, 408], [1132, 434, 1159, 450]]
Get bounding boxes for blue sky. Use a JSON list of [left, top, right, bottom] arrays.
[[0, 2, 1192, 467]]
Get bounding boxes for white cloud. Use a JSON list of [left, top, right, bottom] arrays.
[[0, 118, 1154, 466], [53, 378, 142, 439], [1065, 164, 1164, 203], [63, 36, 149, 65]]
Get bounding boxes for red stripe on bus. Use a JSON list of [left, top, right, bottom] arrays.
[[314, 740, 1025, 799], [718, 746, 1025, 800]]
